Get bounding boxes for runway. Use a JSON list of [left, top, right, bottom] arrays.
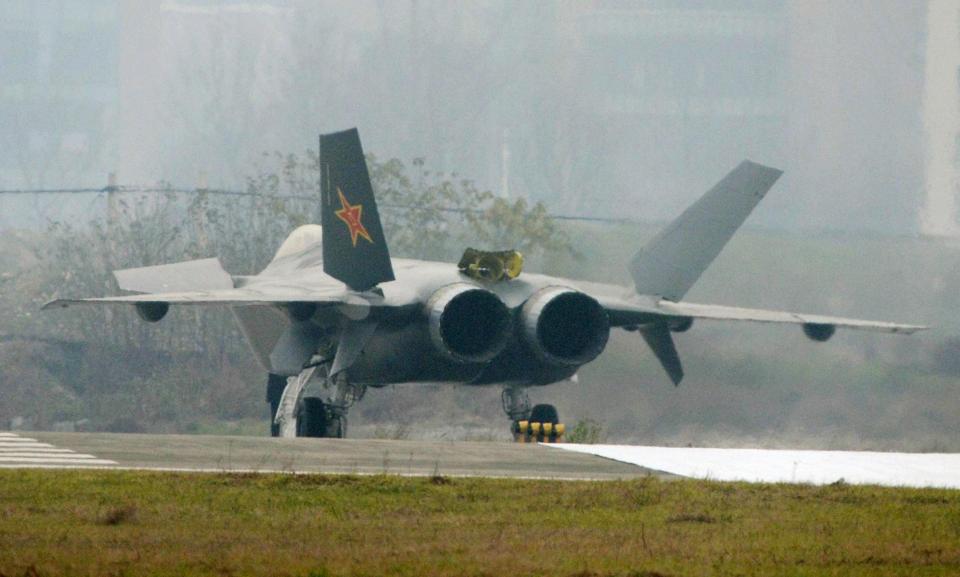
[[0, 431, 658, 480], [4, 432, 957, 488]]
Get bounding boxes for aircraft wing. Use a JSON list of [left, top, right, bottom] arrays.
[[595, 293, 925, 386], [594, 288, 925, 335], [592, 294, 673, 327], [654, 300, 927, 334], [41, 257, 366, 310], [41, 288, 349, 309]]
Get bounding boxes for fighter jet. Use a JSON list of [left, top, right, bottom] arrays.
[[45, 128, 926, 439]]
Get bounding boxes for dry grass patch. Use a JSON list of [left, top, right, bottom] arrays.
[[0, 470, 958, 576]]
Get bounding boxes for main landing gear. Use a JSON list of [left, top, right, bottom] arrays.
[[502, 386, 565, 443], [268, 365, 364, 438]]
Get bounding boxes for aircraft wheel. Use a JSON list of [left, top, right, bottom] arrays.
[[267, 374, 286, 438], [296, 398, 327, 438], [529, 403, 559, 425]]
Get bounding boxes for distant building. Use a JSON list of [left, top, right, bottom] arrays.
[[0, 0, 935, 235], [921, 0, 960, 237], [0, 0, 119, 189], [521, 0, 789, 219]]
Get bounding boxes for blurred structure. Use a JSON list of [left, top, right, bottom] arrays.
[[921, 0, 960, 237], [0, 0, 937, 235], [0, 0, 119, 189], [545, 1, 787, 217]]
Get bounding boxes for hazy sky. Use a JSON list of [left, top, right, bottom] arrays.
[[0, 1, 936, 233]]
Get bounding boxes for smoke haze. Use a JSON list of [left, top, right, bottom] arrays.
[[0, 1, 934, 233]]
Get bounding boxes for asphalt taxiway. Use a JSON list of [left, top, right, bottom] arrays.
[[0, 431, 659, 480]]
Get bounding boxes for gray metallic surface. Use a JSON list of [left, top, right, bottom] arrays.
[[653, 300, 927, 334], [231, 305, 291, 372], [630, 160, 783, 302], [639, 324, 684, 386], [330, 319, 378, 377], [269, 321, 324, 376], [114, 257, 233, 294]]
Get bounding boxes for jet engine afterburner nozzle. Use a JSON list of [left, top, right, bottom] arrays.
[[520, 286, 610, 367], [426, 283, 511, 363]]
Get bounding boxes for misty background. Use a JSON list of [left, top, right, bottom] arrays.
[[0, 0, 933, 231], [1, 0, 958, 450]]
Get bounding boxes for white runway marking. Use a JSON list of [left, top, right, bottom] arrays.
[[549, 444, 960, 489], [0, 433, 117, 468]]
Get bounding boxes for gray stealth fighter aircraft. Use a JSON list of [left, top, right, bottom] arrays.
[[45, 128, 926, 438]]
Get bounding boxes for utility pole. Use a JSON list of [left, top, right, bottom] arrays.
[[106, 172, 119, 251]]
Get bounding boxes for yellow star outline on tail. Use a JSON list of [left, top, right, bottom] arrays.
[[334, 187, 374, 247]]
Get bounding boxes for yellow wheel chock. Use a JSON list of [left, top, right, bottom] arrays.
[[513, 420, 565, 443]]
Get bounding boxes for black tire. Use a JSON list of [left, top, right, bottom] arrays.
[[296, 398, 327, 437], [529, 403, 559, 425], [266, 374, 286, 438]]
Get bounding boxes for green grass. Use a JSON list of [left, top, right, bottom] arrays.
[[1, 470, 958, 576]]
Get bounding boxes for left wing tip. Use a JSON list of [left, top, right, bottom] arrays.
[[41, 299, 69, 311], [41, 298, 100, 310]]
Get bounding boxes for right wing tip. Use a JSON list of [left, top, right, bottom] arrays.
[[740, 159, 784, 178]]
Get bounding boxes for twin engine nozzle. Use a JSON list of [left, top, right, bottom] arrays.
[[425, 283, 610, 366]]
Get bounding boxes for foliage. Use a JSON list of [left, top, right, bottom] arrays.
[[566, 417, 606, 444], [263, 150, 575, 262], [2, 470, 960, 576]]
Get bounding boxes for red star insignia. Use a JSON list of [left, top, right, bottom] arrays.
[[334, 187, 373, 247]]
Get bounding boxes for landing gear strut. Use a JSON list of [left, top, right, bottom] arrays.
[[273, 365, 364, 438], [501, 386, 531, 423]]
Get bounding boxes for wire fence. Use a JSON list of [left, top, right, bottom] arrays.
[[0, 184, 641, 232]]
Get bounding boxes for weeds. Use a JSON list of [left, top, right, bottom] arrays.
[[2, 470, 958, 577], [666, 512, 720, 524], [429, 474, 452, 486], [566, 418, 605, 444], [97, 503, 138, 526]]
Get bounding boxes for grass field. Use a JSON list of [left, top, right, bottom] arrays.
[[1, 470, 959, 576]]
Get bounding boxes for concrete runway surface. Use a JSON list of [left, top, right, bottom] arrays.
[[5, 432, 956, 488], [0, 431, 658, 480]]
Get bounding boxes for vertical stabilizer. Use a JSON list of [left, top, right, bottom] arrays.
[[630, 161, 782, 301], [320, 128, 395, 291]]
